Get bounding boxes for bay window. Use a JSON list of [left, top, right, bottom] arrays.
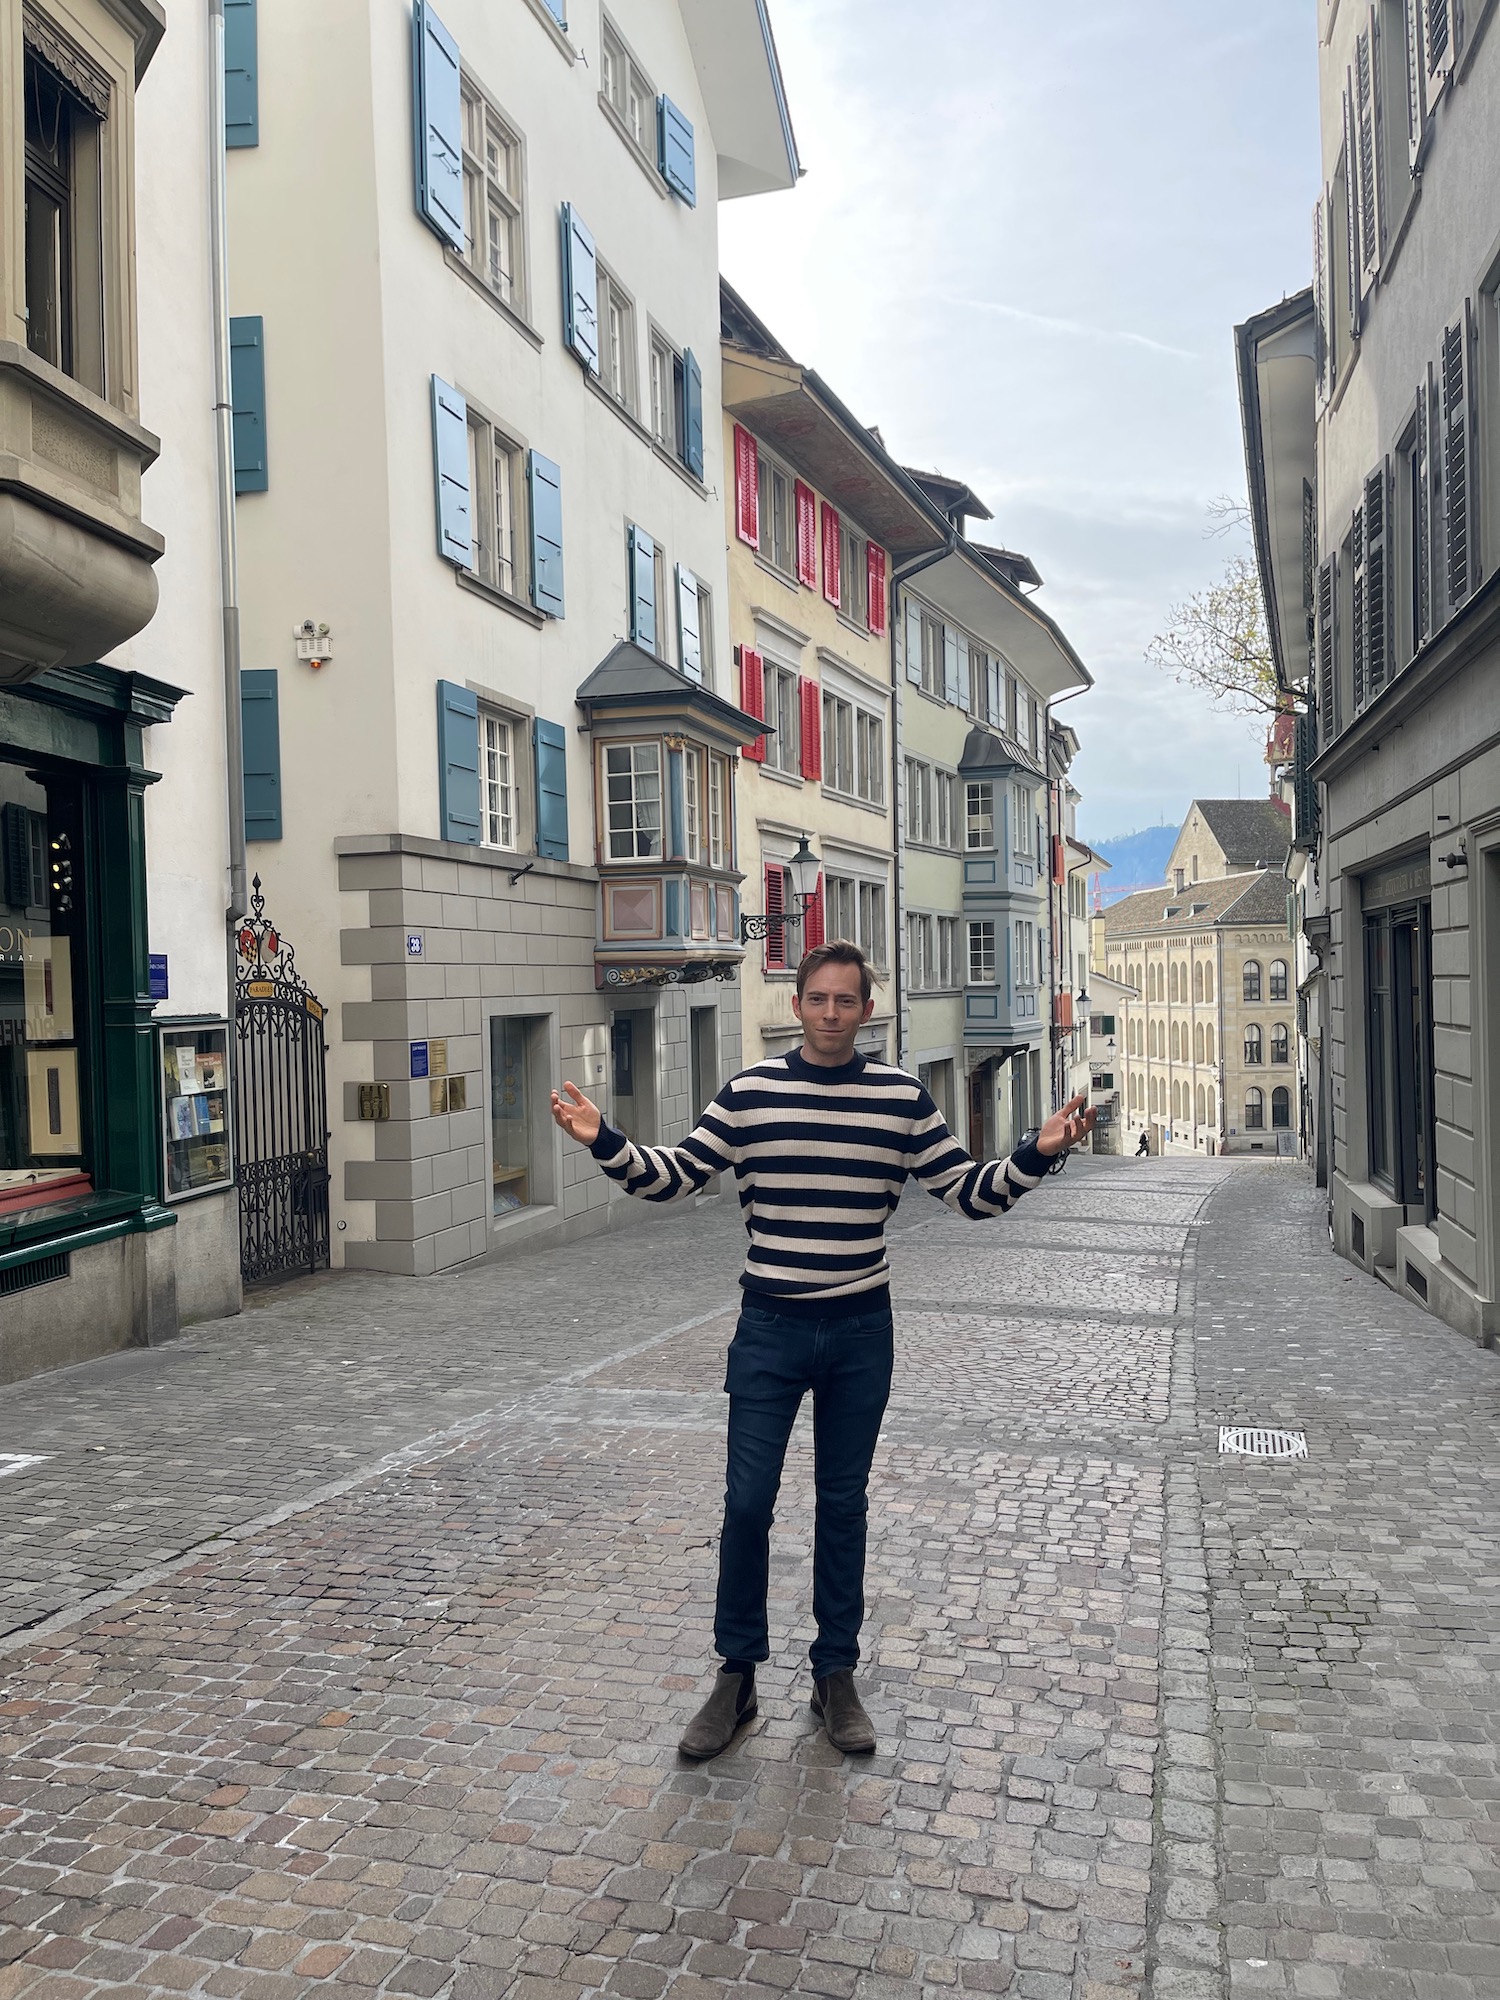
[[604, 742, 662, 859]]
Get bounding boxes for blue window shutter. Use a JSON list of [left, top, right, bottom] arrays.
[[668, 750, 685, 855], [430, 375, 471, 566], [629, 525, 657, 651], [539, 0, 567, 26], [241, 669, 282, 842], [560, 203, 599, 372], [224, 0, 258, 148], [657, 95, 697, 205], [413, 1, 465, 251], [528, 450, 565, 616], [676, 563, 702, 680], [681, 348, 704, 479], [436, 680, 481, 845], [229, 316, 268, 493], [534, 719, 569, 859]]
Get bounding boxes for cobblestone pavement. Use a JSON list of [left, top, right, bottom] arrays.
[[0, 1154, 1495, 2000]]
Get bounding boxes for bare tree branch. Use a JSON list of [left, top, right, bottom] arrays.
[[1148, 510, 1280, 717]]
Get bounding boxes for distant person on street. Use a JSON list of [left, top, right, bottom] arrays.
[[551, 940, 1096, 1760], [1136, 1129, 1150, 1158]]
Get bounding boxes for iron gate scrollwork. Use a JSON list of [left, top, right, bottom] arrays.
[[234, 876, 331, 1283]]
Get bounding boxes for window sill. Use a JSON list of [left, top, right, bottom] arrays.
[[903, 840, 959, 856], [756, 763, 804, 789], [598, 95, 667, 197], [835, 611, 877, 645], [755, 557, 801, 594], [457, 568, 547, 626], [585, 367, 650, 441], [652, 438, 708, 497], [821, 787, 887, 816], [442, 250, 544, 347], [523, 0, 577, 60]]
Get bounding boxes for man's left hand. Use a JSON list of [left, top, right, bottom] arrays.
[[1037, 1091, 1098, 1157]]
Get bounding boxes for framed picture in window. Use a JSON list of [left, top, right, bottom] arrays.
[[158, 1019, 234, 1201]]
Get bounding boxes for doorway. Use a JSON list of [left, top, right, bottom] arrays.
[[1364, 900, 1435, 1222], [689, 1006, 717, 1125], [611, 1008, 656, 1144], [490, 1014, 548, 1216]]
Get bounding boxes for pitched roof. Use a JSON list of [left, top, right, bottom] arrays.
[[1102, 866, 1286, 940], [1221, 870, 1293, 925], [1192, 798, 1292, 867]]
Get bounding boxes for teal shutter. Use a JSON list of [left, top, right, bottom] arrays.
[[241, 669, 282, 841], [681, 348, 704, 478], [657, 95, 697, 205], [676, 563, 702, 679], [534, 719, 569, 859], [436, 680, 481, 845], [229, 317, 268, 493], [668, 750, 685, 856], [528, 450, 565, 615], [629, 525, 657, 651], [430, 375, 471, 565], [413, 1, 465, 252], [561, 203, 599, 372], [224, 0, 258, 148]]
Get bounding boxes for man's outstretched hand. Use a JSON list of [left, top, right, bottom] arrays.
[[1036, 1090, 1098, 1157], [551, 1080, 603, 1147]]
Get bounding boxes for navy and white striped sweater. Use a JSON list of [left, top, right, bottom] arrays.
[[589, 1048, 1050, 1314]]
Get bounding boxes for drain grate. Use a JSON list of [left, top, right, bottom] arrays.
[[1219, 1425, 1307, 1460]]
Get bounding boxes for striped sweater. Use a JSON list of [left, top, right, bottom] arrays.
[[589, 1048, 1050, 1312]]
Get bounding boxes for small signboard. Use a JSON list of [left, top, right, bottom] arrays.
[[406, 933, 424, 958], [410, 1040, 429, 1079], [149, 954, 169, 1000]]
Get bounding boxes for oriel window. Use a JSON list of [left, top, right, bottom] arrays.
[[24, 47, 105, 393]]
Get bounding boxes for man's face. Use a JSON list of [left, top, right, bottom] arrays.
[[792, 959, 875, 1062]]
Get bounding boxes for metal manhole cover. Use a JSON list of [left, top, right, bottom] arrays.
[[1219, 1426, 1307, 1460]]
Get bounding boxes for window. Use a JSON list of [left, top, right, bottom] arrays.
[[904, 758, 933, 843], [600, 14, 653, 158], [649, 332, 679, 456], [838, 523, 868, 625], [598, 267, 636, 411], [968, 920, 996, 984], [480, 711, 517, 851], [860, 881, 888, 968], [707, 753, 730, 869], [1272, 1085, 1291, 1129], [691, 578, 715, 688], [760, 661, 800, 777], [1244, 1024, 1264, 1065], [1205, 1023, 1215, 1064], [1174, 868, 1185, 893], [1243, 959, 1262, 1002], [920, 609, 945, 697], [1012, 784, 1034, 855], [23, 47, 105, 392], [937, 915, 956, 988], [965, 782, 994, 850], [1194, 1021, 1205, 1064], [1271, 1023, 1290, 1065], [1193, 961, 1204, 1003], [604, 742, 662, 859], [1245, 1087, 1265, 1130], [1014, 920, 1037, 987], [935, 772, 956, 850], [827, 875, 887, 967], [1204, 961, 1215, 1003], [683, 747, 702, 864], [822, 693, 853, 795], [1269, 958, 1289, 1001], [463, 411, 523, 599], [756, 449, 795, 577], [461, 80, 525, 311], [1195, 1082, 1206, 1125], [1013, 681, 1029, 748]]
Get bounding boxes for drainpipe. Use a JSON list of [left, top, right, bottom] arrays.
[[1043, 683, 1087, 1114], [209, 0, 247, 926], [888, 528, 958, 1071]]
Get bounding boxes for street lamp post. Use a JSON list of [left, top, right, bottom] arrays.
[[740, 833, 819, 943]]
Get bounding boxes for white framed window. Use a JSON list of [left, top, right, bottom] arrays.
[[708, 753, 730, 869], [968, 919, 996, 985], [1011, 783, 1034, 855], [466, 410, 522, 598], [838, 522, 868, 625], [599, 265, 636, 412], [828, 874, 856, 942], [649, 331, 679, 455], [600, 14, 654, 160], [756, 448, 795, 577], [683, 746, 703, 864], [907, 912, 932, 991], [935, 771, 956, 849], [920, 609, 945, 697], [904, 757, 932, 843], [827, 874, 888, 967], [604, 742, 663, 859], [480, 710, 517, 851], [461, 79, 526, 312], [856, 710, 884, 804], [823, 693, 884, 804], [938, 915, 956, 989], [965, 781, 994, 850], [764, 660, 801, 776], [859, 880, 888, 969], [694, 579, 715, 688]]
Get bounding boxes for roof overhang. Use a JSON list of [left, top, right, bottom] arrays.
[[576, 641, 767, 749], [1236, 290, 1316, 692], [906, 547, 1092, 699], [679, 0, 800, 199], [721, 352, 946, 558]]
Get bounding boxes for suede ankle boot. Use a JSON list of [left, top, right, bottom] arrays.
[[811, 1669, 876, 1753], [678, 1666, 757, 1759]]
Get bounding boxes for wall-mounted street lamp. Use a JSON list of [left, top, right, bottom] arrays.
[[740, 832, 819, 943]]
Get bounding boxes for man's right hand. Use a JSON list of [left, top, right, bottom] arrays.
[[551, 1080, 602, 1146]]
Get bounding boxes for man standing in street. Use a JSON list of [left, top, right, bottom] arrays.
[[551, 940, 1095, 1759]]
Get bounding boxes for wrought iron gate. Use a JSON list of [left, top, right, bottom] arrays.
[[234, 877, 331, 1284]]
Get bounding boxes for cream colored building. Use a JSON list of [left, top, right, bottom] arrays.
[[225, 0, 797, 1278], [1101, 799, 1295, 1156], [719, 285, 941, 1063]]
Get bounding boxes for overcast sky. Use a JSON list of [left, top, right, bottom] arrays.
[[719, 0, 1319, 842]]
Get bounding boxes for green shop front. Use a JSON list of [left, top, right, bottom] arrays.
[[0, 664, 220, 1385]]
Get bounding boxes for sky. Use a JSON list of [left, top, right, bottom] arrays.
[[719, 0, 1320, 843]]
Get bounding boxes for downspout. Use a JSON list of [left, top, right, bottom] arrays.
[[209, 0, 248, 926], [1043, 683, 1087, 1113], [889, 528, 958, 1070]]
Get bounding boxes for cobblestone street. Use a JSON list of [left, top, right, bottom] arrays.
[[2, 1157, 1497, 2000]]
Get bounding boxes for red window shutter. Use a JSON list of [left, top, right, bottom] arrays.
[[794, 481, 817, 586], [738, 646, 766, 761], [734, 426, 760, 547], [764, 863, 786, 969], [866, 544, 888, 635], [799, 677, 823, 781], [803, 872, 825, 953], [821, 502, 841, 606]]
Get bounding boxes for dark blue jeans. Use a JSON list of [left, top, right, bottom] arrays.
[[714, 1296, 894, 1680]]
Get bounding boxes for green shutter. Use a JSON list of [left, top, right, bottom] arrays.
[[224, 0, 258, 148], [229, 316, 268, 493], [241, 669, 282, 841], [534, 719, 568, 860], [436, 679, 481, 845]]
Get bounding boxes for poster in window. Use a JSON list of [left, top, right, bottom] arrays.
[[158, 1021, 234, 1200], [26, 1046, 81, 1156], [22, 934, 73, 1042]]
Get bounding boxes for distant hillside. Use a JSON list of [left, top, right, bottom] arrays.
[[1089, 824, 1180, 907]]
